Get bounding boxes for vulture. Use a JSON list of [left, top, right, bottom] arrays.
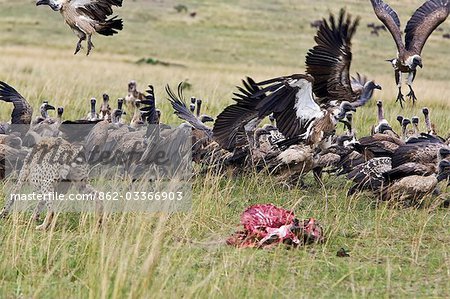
[[370, 0, 450, 107], [36, 0, 124, 55], [125, 81, 145, 111], [86, 98, 100, 121], [0, 81, 33, 137], [32, 102, 56, 125], [213, 10, 381, 152], [305, 10, 382, 107]]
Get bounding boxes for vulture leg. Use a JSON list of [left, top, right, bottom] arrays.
[[74, 35, 86, 55], [395, 70, 404, 108], [87, 35, 94, 56], [406, 71, 417, 105], [406, 86, 417, 106]]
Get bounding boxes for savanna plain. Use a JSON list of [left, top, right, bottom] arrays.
[[0, 0, 450, 297]]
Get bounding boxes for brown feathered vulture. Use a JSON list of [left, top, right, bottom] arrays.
[[36, 0, 124, 55], [370, 0, 450, 107], [0, 82, 33, 137], [212, 10, 381, 152]]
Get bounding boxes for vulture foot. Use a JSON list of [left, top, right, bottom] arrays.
[[396, 91, 405, 108], [406, 88, 417, 106], [87, 40, 94, 56], [74, 42, 83, 55]]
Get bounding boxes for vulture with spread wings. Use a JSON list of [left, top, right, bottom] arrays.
[[212, 9, 380, 151], [0, 82, 33, 136], [36, 0, 123, 55], [370, 0, 450, 107]]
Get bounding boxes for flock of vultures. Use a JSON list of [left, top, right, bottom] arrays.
[[0, 0, 449, 242]]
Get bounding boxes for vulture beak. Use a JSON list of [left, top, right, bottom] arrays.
[[199, 115, 214, 123], [375, 84, 382, 90], [36, 0, 47, 6], [46, 104, 56, 111], [419, 63, 423, 68]]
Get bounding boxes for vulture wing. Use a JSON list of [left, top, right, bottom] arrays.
[[305, 9, 359, 103], [212, 77, 265, 151], [255, 75, 322, 139], [165, 83, 213, 138], [405, 0, 450, 55], [370, 0, 405, 53], [0, 81, 33, 125], [350, 73, 368, 96], [72, 0, 123, 21]]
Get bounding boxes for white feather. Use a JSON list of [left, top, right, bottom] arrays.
[[289, 79, 323, 123]]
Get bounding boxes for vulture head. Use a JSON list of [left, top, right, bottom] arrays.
[[407, 55, 423, 70], [401, 118, 411, 135], [411, 116, 419, 126], [117, 98, 124, 111], [36, 0, 61, 11], [111, 109, 125, 124], [57, 107, 64, 118], [128, 81, 137, 93], [376, 100, 383, 108], [156, 109, 161, 123], [336, 101, 357, 120], [396, 115, 404, 126], [365, 81, 382, 92], [422, 107, 429, 117], [39, 102, 55, 117]]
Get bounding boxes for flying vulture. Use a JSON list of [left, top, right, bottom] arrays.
[[36, 0, 124, 55], [370, 0, 450, 107], [212, 9, 381, 152]]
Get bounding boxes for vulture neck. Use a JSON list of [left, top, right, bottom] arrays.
[[413, 123, 419, 137], [40, 107, 49, 118], [90, 102, 96, 118], [401, 124, 408, 141], [47, 0, 62, 11], [377, 105, 384, 123], [424, 114, 433, 134]]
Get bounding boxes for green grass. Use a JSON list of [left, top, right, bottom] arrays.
[[1, 0, 450, 298]]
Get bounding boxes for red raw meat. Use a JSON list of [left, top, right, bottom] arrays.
[[227, 204, 324, 248]]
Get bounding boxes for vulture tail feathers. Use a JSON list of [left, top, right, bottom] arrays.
[[97, 16, 123, 36]]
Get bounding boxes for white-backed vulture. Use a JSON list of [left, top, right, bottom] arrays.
[[36, 0, 124, 55], [370, 0, 450, 106]]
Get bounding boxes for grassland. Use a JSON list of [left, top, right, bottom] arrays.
[[0, 0, 449, 298]]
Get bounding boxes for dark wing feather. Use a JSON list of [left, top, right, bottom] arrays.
[[74, 0, 123, 21], [391, 142, 443, 168], [347, 157, 392, 194], [305, 9, 359, 103], [0, 81, 33, 125], [212, 77, 264, 150], [255, 75, 318, 139], [405, 0, 450, 54], [370, 0, 405, 53], [165, 83, 213, 138]]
